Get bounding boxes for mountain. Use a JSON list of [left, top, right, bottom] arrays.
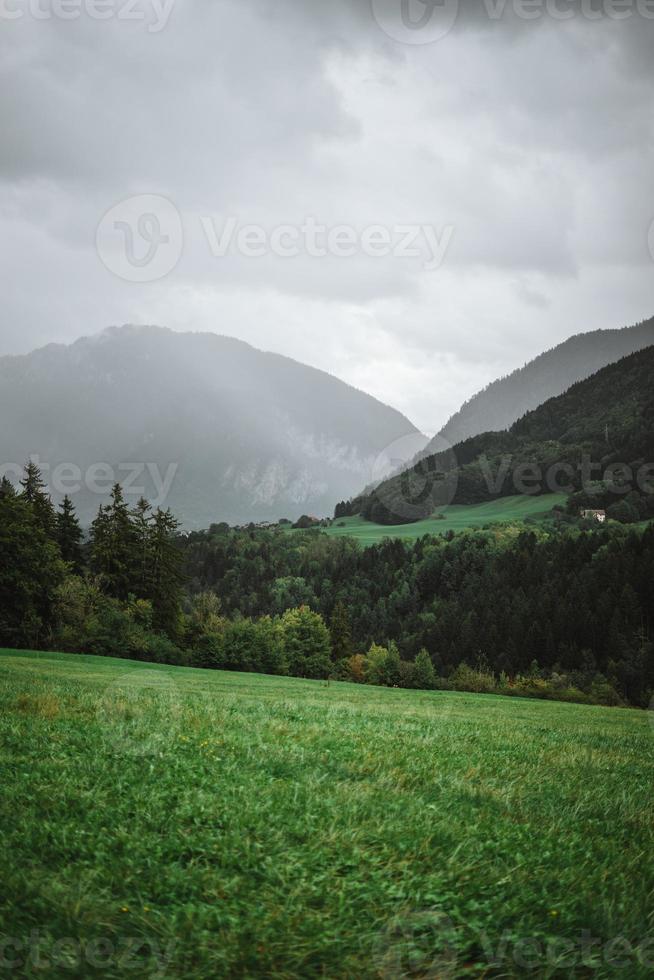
[[424, 315, 654, 454], [354, 345, 654, 524], [0, 326, 422, 528]]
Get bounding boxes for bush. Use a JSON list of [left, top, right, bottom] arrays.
[[343, 654, 366, 683], [398, 660, 415, 689], [192, 631, 226, 669], [450, 663, 497, 694]]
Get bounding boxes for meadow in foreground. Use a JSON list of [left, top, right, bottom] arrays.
[[1, 649, 653, 978]]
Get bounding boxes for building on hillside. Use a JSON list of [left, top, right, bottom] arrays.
[[581, 509, 607, 523]]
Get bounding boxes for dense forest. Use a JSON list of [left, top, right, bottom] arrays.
[[346, 345, 654, 525], [1, 462, 653, 709]]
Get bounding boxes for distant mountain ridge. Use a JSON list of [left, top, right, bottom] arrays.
[[0, 326, 421, 528], [427, 315, 654, 452]]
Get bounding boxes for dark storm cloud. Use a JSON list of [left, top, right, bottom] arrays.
[[0, 0, 653, 430]]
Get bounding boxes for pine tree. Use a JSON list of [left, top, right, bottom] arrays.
[[90, 484, 137, 600], [132, 497, 153, 598], [20, 460, 56, 538], [56, 496, 84, 571], [149, 508, 185, 638], [0, 490, 64, 647], [0, 476, 16, 499]]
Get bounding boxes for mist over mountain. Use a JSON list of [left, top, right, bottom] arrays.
[[0, 326, 422, 528], [426, 316, 654, 453]]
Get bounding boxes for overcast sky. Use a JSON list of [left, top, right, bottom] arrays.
[[2, 0, 654, 433]]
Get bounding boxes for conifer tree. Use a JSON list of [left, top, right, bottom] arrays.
[[56, 495, 84, 571], [149, 508, 184, 638], [90, 484, 137, 600], [20, 460, 56, 538], [132, 497, 153, 598], [0, 476, 16, 499]]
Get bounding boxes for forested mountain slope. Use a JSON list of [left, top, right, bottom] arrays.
[[425, 315, 654, 451], [352, 345, 654, 524]]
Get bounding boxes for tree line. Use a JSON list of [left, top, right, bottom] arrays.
[[1, 462, 653, 708]]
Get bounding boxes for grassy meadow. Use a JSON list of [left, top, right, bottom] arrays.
[[1, 648, 653, 978], [321, 493, 567, 545]]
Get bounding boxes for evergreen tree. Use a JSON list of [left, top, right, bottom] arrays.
[[0, 476, 16, 499], [56, 496, 84, 571], [149, 508, 185, 638], [132, 497, 153, 598], [0, 491, 64, 647], [90, 484, 137, 601], [384, 641, 402, 687], [20, 460, 56, 538]]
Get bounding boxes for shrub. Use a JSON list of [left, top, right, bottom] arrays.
[[364, 643, 390, 686], [344, 654, 366, 683], [413, 648, 436, 690], [450, 663, 497, 694]]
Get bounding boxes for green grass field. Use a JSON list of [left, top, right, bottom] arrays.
[[322, 493, 567, 545], [1, 649, 653, 978]]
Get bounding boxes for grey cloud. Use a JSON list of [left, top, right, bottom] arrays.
[[0, 0, 653, 430]]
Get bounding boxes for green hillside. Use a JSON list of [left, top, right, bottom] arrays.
[[324, 493, 566, 544], [2, 650, 653, 978], [352, 345, 654, 525]]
